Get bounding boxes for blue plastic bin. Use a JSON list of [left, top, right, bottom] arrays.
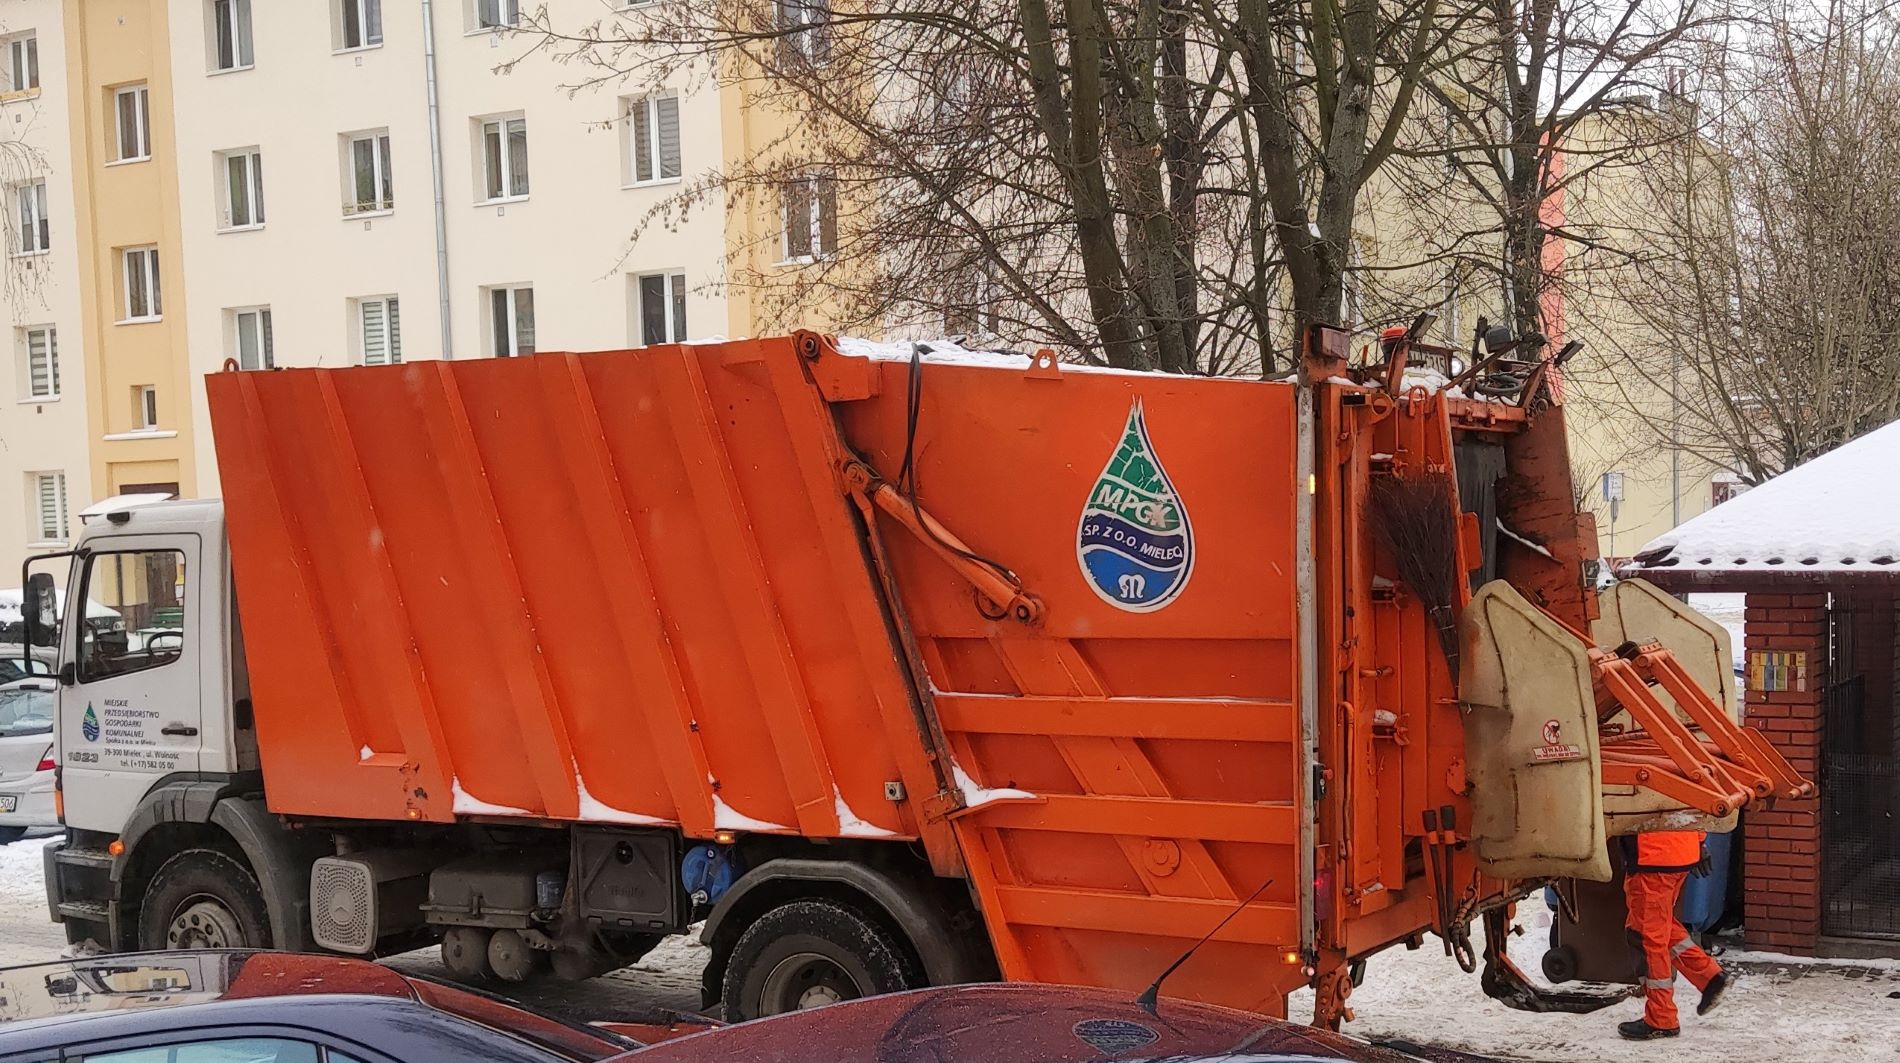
[[1676, 827, 1734, 933]]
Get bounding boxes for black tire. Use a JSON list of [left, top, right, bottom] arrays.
[[1541, 943, 1579, 984], [722, 898, 922, 1020], [137, 848, 272, 952], [0, 826, 27, 844]]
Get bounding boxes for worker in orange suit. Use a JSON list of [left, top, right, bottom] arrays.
[[1617, 829, 1729, 1040]]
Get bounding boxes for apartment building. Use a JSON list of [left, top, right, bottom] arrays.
[[29, 0, 817, 525], [0, 0, 90, 566]]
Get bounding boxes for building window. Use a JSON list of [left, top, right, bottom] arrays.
[[14, 180, 48, 254], [635, 273, 686, 346], [475, 0, 521, 30], [486, 285, 534, 357], [945, 271, 1000, 336], [32, 472, 67, 543], [115, 84, 152, 162], [479, 116, 529, 201], [344, 131, 393, 214], [336, 0, 383, 50], [781, 175, 837, 262], [230, 307, 273, 370], [219, 149, 265, 229], [120, 246, 162, 321], [135, 385, 159, 429], [624, 95, 681, 186], [20, 326, 58, 399], [358, 296, 401, 365], [776, 0, 832, 64], [208, 0, 255, 71], [5, 33, 38, 93]]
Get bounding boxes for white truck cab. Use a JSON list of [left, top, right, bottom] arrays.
[[27, 496, 308, 954]]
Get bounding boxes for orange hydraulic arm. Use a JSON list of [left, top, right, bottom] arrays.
[[1589, 639, 1812, 817]]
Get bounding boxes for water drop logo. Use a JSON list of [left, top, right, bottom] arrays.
[[82, 703, 100, 743], [1076, 399, 1194, 612]]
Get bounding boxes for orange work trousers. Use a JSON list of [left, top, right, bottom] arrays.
[[1624, 870, 1722, 1029]]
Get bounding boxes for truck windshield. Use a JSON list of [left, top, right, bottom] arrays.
[[0, 686, 52, 737]]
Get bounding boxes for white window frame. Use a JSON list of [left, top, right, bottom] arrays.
[[336, 0, 384, 51], [22, 326, 59, 400], [31, 471, 68, 545], [135, 385, 159, 430], [634, 272, 686, 346], [208, 0, 255, 72], [358, 295, 401, 365], [624, 95, 682, 187], [479, 116, 530, 202], [344, 131, 394, 215], [6, 33, 39, 94], [776, 0, 832, 64], [230, 306, 274, 370], [219, 148, 266, 230], [487, 285, 534, 357], [780, 174, 837, 263], [15, 180, 48, 255], [474, 0, 521, 30], [114, 85, 152, 163], [120, 245, 161, 322]]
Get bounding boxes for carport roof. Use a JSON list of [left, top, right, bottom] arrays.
[[1623, 418, 1900, 589]]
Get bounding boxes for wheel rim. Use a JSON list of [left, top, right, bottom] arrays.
[[760, 951, 860, 1012], [166, 895, 245, 949]]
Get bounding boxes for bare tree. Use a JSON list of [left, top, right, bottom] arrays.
[[1588, 0, 1900, 483], [522, 0, 1488, 373]]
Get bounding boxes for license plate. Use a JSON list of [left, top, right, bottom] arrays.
[[0, 794, 17, 813]]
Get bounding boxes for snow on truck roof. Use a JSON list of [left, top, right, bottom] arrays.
[[1627, 417, 1900, 574]]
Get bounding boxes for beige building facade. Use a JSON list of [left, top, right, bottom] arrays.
[[0, 0, 92, 563]]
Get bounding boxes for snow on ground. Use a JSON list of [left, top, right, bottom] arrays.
[[4, 834, 1897, 1058], [1293, 894, 1900, 1062]]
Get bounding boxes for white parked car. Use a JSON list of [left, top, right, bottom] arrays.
[[0, 677, 56, 843]]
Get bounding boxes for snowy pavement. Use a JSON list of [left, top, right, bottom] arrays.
[[4, 832, 1897, 1059]]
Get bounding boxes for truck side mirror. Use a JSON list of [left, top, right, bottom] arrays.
[[24, 571, 57, 649]]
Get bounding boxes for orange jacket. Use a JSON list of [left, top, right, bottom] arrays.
[[1622, 830, 1704, 873]]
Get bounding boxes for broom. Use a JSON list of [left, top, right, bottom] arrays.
[[1370, 471, 1463, 682]]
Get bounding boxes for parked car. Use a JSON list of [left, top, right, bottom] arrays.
[[0, 951, 1502, 1063], [0, 951, 689, 1062], [0, 677, 56, 843], [0, 645, 56, 687]]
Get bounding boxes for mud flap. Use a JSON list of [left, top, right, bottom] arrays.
[[1479, 910, 1630, 1014], [1461, 581, 1611, 883]]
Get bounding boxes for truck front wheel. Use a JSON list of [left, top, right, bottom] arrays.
[[723, 898, 922, 1020], [138, 849, 272, 951]]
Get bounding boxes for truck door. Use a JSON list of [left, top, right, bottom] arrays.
[[59, 539, 203, 833]]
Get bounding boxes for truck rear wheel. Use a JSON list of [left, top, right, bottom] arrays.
[[723, 898, 922, 1020], [138, 849, 272, 952]]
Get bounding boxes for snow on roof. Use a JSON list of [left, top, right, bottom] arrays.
[[1628, 418, 1900, 574], [836, 336, 1159, 378]]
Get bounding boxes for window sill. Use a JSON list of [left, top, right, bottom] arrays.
[[16, 395, 60, 405], [26, 540, 69, 551], [102, 429, 178, 441], [477, 195, 530, 207], [622, 177, 683, 190], [776, 255, 831, 266], [218, 223, 265, 234], [0, 88, 41, 105], [343, 208, 394, 221], [115, 316, 162, 326], [333, 42, 385, 56], [104, 156, 152, 168], [10, 249, 48, 259], [207, 63, 254, 77], [464, 25, 521, 37]]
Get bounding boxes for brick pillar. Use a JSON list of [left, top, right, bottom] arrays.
[[1740, 591, 1826, 954]]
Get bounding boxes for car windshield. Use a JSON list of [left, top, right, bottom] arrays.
[[0, 687, 53, 737]]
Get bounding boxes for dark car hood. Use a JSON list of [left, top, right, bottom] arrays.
[[614, 984, 1474, 1063]]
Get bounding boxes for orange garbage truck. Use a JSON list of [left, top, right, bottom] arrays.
[[27, 327, 1808, 1022]]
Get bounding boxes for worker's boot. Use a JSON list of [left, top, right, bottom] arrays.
[[1697, 972, 1729, 1015], [1617, 1020, 1680, 1040]]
